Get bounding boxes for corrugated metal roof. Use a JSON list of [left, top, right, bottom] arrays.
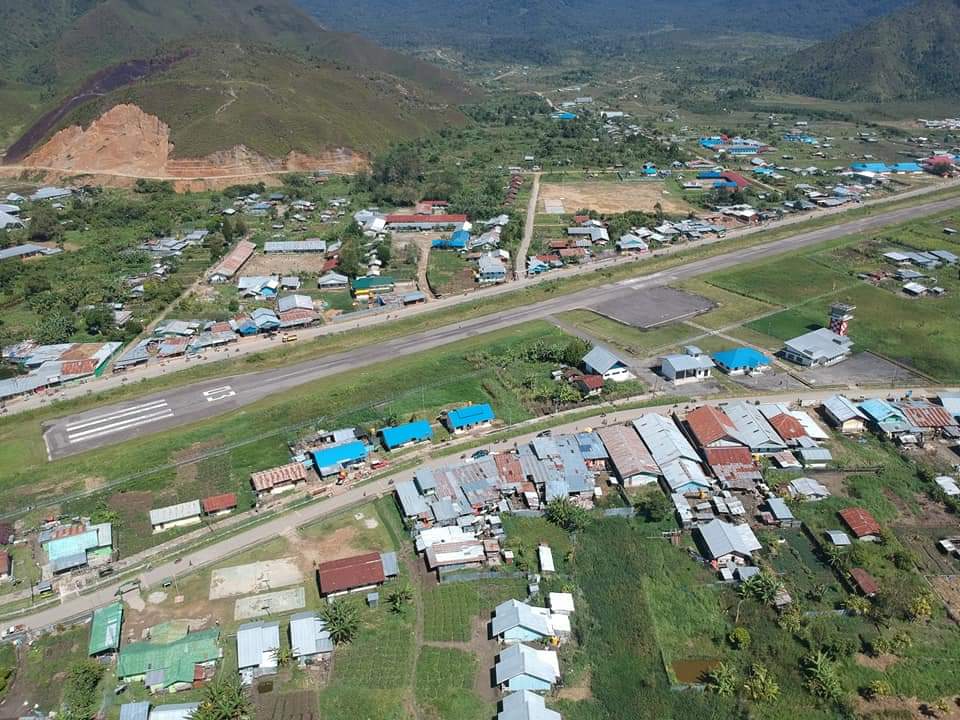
[[149, 500, 201, 527], [695, 519, 761, 559], [633, 414, 699, 466], [89, 602, 123, 655], [317, 552, 385, 594], [250, 462, 307, 492], [491, 599, 553, 638], [289, 613, 332, 657], [237, 621, 280, 670]]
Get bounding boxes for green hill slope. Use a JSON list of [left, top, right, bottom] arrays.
[[758, 0, 960, 101], [0, 0, 473, 160]]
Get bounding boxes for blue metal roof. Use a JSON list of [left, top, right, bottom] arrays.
[[311, 441, 368, 470], [446, 403, 495, 429], [712, 347, 770, 371], [380, 420, 433, 449]]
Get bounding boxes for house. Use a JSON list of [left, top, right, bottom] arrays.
[[119, 702, 151, 720], [798, 446, 833, 468], [704, 447, 762, 491], [380, 420, 433, 450], [277, 294, 314, 313], [839, 507, 882, 540], [424, 540, 486, 571], [694, 519, 762, 565], [351, 276, 395, 299], [317, 271, 349, 289], [633, 414, 711, 494], [498, 690, 561, 720], [822, 395, 867, 434], [444, 404, 495, 433], [935, 476, 960, 497], [898, 400, 957, 436], [712, 348, 770, 375], [765, 498, 800, 528], [782, 329, 853, 367], [201, 493, 237, 517], [209, 241, 255, 282], [684, 405, 748, 449], [117, 629, 220, 692], [582, 347, 633, 382], [236, 621, 280, 682], [149, 501, 202, 533], [311, 441, 368, 476], [317, 551, 396, 597], [660, 346, 714, 384], [721, 402, 788, 455], [858, 399, 913, 438], [495, 644, 560, 691], [788, 477, 831, 501], [573, 374, 604, 397], [478, 253, 508, 283], [250, 307, 280, 332], [42, 522, 113, 573], [491, 599, 555, 643], [617, 234, 649, 253], [263, 240, 327, 254], [849, 568, 879, 597], [385, 214, 467, 231], [289, 612, 333, 663], [250, 462, 308, 496], [88, 602, 123, 656], [596, 425, 659, 486]]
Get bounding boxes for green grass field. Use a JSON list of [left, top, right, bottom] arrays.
[[414, 647, 489, 720], [421, 579, 526, 642], [426, 251, 473, 296], [558, 310, 701, 358]]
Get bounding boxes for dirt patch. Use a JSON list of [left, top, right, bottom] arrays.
[[209, 557, 304, 599], [855, 652, 900, 671], [13, 104, 367, 190], [557, 668, 593, 701], [930, 576, 960, 620], [172, 440, 224, 465], [540, 180, 694, 215], [254, 686, 320, 720], [856, 694, 960, 719], [108, 490, 153, 516], [296, 526, 364, 567], [81, 475, 105, 491], [242, 252, 334, 277], [147, 591, 168, 605]]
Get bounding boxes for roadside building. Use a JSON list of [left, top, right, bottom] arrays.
[[858, 399, 913, 439], [201, 493, 237, 517], [721, 402, 788, 455], [822, 395, 867, 434], [237, 621, 280, 683], [149, 501, 202, 534], [498, 690, 561, 720], [88, 602, 123, 657], [582, 347, 633, 382], [351, 276, 395, 299], [660, 346, 714, 384], [839, 507, 882, 540], [310, 441, 368, 477], [264, 240, 327, 254], [596, 424, 659, 486], [317, 271, 349, 289], [250, 462, 309, 496], [684, 405, 748, 449], [443, 404, 496, 433], [495, 644, 560, 692], [633, 414, 711, 494], [478, 253, 508, 283], [380, 420, 433, 450], [317, 552, 396, 597], [42, 521, 113, 574]]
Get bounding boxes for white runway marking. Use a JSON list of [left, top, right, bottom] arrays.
[[203, 385, 236, 402], [65, 400, 174, 444]]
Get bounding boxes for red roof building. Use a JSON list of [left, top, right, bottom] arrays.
[[494, 453, 525, 486], [703, 446, 762, 490], [839, 507, 882, 538], [849, 567, 879, 596], [768, 413, 807, 443], [899, 402, 955, 429], [317, 552, 385, 595], [720, 171, 750, 189], [202, 493, 238, 514], [685, 406, 744, 448]]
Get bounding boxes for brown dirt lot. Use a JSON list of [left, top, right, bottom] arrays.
[[539, 181, 694, 215], [242, 252, 334, 276]]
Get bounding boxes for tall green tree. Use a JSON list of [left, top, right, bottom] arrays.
[[191, 676, 251, 720], [320, 599, 361, 644], [60, 660, 104, 720]]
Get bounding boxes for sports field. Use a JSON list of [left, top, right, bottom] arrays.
[[540, 180, 694, 214]]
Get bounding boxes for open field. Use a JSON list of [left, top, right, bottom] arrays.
[[540, 180, 694, 215], [415, 647, 490, 720]]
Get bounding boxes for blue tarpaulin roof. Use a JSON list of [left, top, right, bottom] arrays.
[[712, 347, 770, 371], [381, 420, 433, 449]]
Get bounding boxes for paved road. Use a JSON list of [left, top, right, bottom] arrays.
[[42, 193, 960, 460], [19, 384, 936, 631]]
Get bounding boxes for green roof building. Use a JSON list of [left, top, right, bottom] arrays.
[[88, 602, 123, 656], [118, 628, 220, 691]]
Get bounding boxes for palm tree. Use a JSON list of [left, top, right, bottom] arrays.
[[822, 544, 848, 573], [321, 599, 361, 645], [190, 677, 251, 720], [803, 651, 843, 702], [743, 663, 780, 704], [271, 645, 294, 668], [387, 584, 413, 614]]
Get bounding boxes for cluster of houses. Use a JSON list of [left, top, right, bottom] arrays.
[[0, 340, 121, 401], [822, 392, 960, 447], [877, 247, 956, 297], [429, 215, 513, 285]]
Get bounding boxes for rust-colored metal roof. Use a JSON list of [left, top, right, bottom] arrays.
[[686, 406, 739, 447], [60, 359, 98, 376], [201, 493, 237, 514], [849, 567, 879, 596], [899, 402, 955, 429], [494, 454, 524, 485], [703, 447, 761, 489], [58, 343, 100, 361], [211, 240, 255, 278], [839, 507, 881, 538], [768, 413, 807, 441], [317, 552, 385, 594], [250, 462, 307, 492]]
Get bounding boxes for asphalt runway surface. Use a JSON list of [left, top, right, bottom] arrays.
[[43, 194, 960, 460]]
